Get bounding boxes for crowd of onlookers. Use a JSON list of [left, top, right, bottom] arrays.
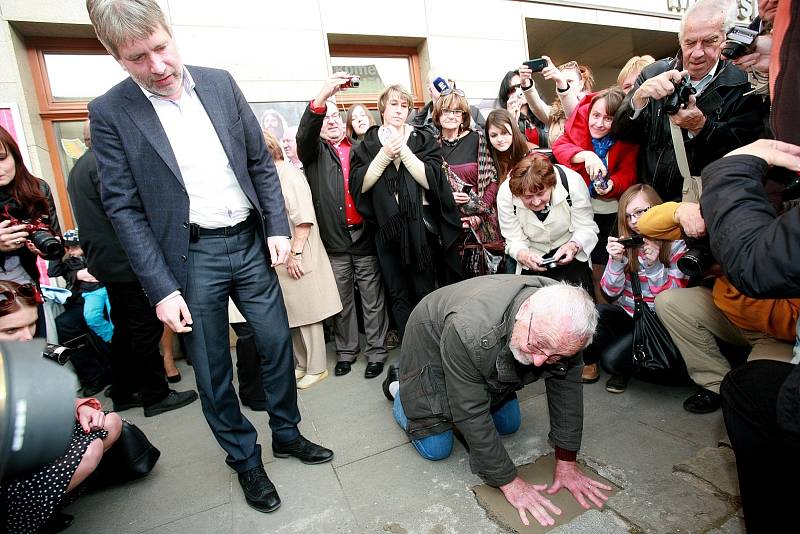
[[0, 0, 795, 531]]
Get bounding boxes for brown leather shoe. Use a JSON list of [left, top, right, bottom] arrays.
[[581, 363, 600, 383]]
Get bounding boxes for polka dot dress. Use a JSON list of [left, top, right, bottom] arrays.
[[2, 422, 108, 534]]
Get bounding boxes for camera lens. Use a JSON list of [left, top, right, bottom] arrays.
[[677, 247, 714, 277], [31, 231, 64, 260]]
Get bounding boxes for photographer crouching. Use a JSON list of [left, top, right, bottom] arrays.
[[0, 126, 63, 336], [0, 280, 122, 533]]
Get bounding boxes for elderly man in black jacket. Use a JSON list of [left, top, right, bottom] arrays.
[[382, 275, 610, 527], [296, 73, 389, 379], [612, 0, 765, 201]]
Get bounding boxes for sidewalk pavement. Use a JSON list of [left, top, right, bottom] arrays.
[[68, 345, 744, 534]]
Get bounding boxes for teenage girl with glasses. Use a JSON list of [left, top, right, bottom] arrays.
[[582, 184, 689, 393]]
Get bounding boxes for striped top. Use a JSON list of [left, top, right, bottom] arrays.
[[601, 240, 689, 317]]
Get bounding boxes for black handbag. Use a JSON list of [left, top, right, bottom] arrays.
[[89, 419, 161, 489], [630, 276, 688, 381]]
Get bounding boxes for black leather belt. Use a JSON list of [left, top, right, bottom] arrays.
[[190, 213, 255, 241], [346, 223, 363, 231]]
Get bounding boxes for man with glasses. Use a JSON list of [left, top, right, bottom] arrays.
[[612, 0, 765, 202], [296, 73, 389, 379], [381, 275, 612, 528]]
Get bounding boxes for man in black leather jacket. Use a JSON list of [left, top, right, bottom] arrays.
[[612, 0, 765, 201]]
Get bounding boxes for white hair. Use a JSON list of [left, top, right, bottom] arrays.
[[679, 0, 738, 42], [518, 282, 599, 351]]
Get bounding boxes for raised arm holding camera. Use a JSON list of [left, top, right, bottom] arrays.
[[611, 0, 765, 202]]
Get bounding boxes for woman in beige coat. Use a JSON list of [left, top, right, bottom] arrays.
[[265, 132, 342, 389]]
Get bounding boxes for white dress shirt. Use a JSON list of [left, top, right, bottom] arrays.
[[140, 68, 252, 229]]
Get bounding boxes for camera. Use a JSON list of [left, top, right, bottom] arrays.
[[539, 254, 558, 269], [42, 343, 72, 365], [523, 58, 548, 73], [677, 237, 715, 277], [618, 235, 644, 249], [721, 18, 761, 60], [432, 77, 450, 93], [1, 341, 76, 480], [2, 207, 64, 260], [461, 184, 473, 194], [663, 75, 696, 115], [592, 171, 608, 192], [341, 75, 360, 89]]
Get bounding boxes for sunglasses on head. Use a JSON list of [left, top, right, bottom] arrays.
[[440, 88, 465, 97], [0, 283, 43, 309], [557, 61, 579, 72]]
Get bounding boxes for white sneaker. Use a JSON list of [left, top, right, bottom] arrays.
[[297, 370, 328, 390]]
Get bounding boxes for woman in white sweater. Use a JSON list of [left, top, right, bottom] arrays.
[[497, 153, 599, 292]]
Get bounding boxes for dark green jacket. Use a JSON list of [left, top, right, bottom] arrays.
[[398, 274, 584, 487]]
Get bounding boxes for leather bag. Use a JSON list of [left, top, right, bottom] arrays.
[[90, 419, 160, 489], [631, 276, 688, 381]]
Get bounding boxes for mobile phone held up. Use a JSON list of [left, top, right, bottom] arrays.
[[523, 58, 548, 73]]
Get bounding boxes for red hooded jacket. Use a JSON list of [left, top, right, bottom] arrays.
[[552, 92, 639, 200]]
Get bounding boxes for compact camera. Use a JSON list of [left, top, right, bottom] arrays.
[[618, 235, 645, 249], [663, 75, 696, 115], [539, 254, 559, 269], [2, 207, 64, 260], [721, 18, 761, 60], [341, 75, 360, 89], [42, 343, 72, 365], [523, 58, 548, 73]]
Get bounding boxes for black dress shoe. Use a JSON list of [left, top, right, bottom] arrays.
[[112, 392, 143, 412], [144, 389, 199, 417], [41, 511, 74, 533], [272, 435, 333, 464], [382, 363, 400, 401], [683, 388, 721, 414], [237, 466, 281, 513], [81, 375, 111, 397], [334, 360, 353, 376], [364, 361, 384, 379]]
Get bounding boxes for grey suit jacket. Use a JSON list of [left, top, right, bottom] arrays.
[[89, 66, 290, 305]]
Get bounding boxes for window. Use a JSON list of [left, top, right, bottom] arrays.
[[27, 38, 125, 228], [329, 45, 424, 114]]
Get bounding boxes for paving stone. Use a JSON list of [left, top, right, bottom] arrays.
[[231, 458, 357, 534], [607, 477, 735, 534], [706, 512, 746, 534], [142, 503, 232, 533], [674, 446, 740, 498]]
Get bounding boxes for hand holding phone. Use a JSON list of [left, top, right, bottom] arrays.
[[523, 58, 548, 73], [461, 184, 473, 194]]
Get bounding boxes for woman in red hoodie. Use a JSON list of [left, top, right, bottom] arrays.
[[553, 87, 638, 381]]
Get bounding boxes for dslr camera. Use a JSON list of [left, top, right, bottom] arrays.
[[663, 75, 696, 115], [341, 75, 360, 89], [2, 206, 64, 260], [721, 18, 761, 60], [677, 236, 715, 277]]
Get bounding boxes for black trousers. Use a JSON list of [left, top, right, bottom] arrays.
[[231, 321, 266, 406], [721, 360, 800, 532], [583, 304, 634, 374], [375, 237, 436, 338], [105, 281, 169, 406], [55, 302, 112, 387]]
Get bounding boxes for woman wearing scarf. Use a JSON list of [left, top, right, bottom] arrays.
[[350, 85, 462, 337], [553, 88, 638, 288]]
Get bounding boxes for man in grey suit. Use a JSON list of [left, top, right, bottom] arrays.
[[86, 0, 333, 513]]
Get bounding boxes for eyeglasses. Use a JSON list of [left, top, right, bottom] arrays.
[[0, 283, 43, 309], [625, 206, 651, 221], [442, 109, 464, 116], [323, 113, 343, 123], [440, 88, 465, 97]]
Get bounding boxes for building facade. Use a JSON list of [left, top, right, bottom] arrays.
[[0, 0, 756, 226]]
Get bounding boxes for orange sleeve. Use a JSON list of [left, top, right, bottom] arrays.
[[637, 202, 683, 241], [713, 277, 800, 342]]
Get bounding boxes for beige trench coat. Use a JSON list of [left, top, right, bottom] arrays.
[[274, 161, 341, 327]]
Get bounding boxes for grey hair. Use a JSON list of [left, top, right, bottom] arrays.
[[520, 282, 599, 351], [86, 0, 172, 58], [678, 0, 738, 42]]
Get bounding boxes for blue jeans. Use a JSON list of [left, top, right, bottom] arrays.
[[393, 392, 521, 460], [82, 287, 114, 343]]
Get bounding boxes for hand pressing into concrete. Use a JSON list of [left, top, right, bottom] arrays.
[[500, 476, 562, 527], [547, 459, 612, 510]]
